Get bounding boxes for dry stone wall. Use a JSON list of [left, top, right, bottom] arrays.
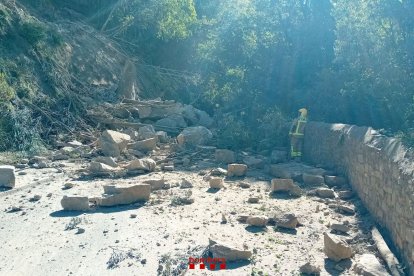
[[304, 121, 414, 275]]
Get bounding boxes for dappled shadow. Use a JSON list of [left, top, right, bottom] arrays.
[[49, 203, 145, 217], [324, 258, 353, 275], [245, 225, 267, 233]]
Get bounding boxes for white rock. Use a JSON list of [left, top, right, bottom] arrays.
[[324, 232, 353, 261], [215, 149, 235, 164], [130, 137, 157, 152], [100, 184, 151, 206], [125, 158, 156, 172], [246, 215, 268, 227], [99, 130, 131, 157], [209, 239, 252, 261], [227, 164, 247, 177], [177, 126, 212, 146], [0, 165, 15, 188], [61, 196, 90, 211], [209, 177, 224, 189], [354, 254, 389, 276]]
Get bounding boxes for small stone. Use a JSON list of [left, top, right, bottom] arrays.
[[210, 168, 228, 176], [299, 262, 321, 275], [163, 165, 174, 171], [76, 228, 85, 235], [338, 204, 355, 215], [274, 213, 299, 229], [221, 213, 227, 224], [227, 164, 247, 177], [209, 177, 224, 189], [316, 188, 335, 198], [130, 214, 137, 219], [215, 149, 235, 164], [246, 215, 268, 227], [209, 238, 252, 261], [63, 183, 75, 190], [247, 197, 259, 204], [180, 179, 193, 189], [141, 259, 147, 265], [324, 175, 347, 187], [338, 191, 354, 200], [239, 182, 251, 189], [302, 173, 325, 185], [331, 223, 350, 234], [29, 195, 41, 202], [46, 193, 52, 198]]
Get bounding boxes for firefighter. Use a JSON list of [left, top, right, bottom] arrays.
[[289, 108, 308, 161]]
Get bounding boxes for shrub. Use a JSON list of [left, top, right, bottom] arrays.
[[19, 20, 47, 45]]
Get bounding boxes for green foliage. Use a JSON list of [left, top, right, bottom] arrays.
[[0, 72, 15, 104], [19, 20, 47, 46], [0, 4, 11, 36]]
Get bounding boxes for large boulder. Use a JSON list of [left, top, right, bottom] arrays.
[[125, 158, 156, 172], [129, 137, 157, 152], [99, 184, 151, 206], [354, 254, 389, 276], [99, 130, 131, 157], [227, 164, 247, 177], [61, 196, 90, 211], [177, 126, 213, 146], [209, 239, 252, 262], [215, 149, 235, 164], [0, 165, 15, 188], [324, 232, 353, 261]]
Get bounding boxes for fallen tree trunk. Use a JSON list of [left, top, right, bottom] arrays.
[[371, 227, 403, 276]]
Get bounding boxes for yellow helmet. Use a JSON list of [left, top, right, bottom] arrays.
[[298, 108, 308, 117]]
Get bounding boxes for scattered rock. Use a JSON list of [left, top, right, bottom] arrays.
[[247, 197, 259, 204], [237, 214, 249, 223], [210, 168, 227, 176], [215, 149, 235, 164], [29, 195, 41, 202], [92, 156, 118, 168], [354, 254, 389, 276], [270, 150, 287, 164], [316, 188, 336, 199], [227, 164, 247, 177], [338, 191, 354, 200], [209, 239, 252, 261], [221, 213, 227, 224], [76, 228, 85, 235], [163, 165, 174, 171], [156, 115, 187, 129], [52, 154, 70, 161], [156, 131, 168, 143], [138, 125, 157, 140], [323, 232, 353, 261], [7, 206, 22, 213], [61, 196, 90, 211], [243, 156, 264, 168], [129, 137, 157, 152], [246, 215, 268, 227], [63, 183, 75, 190], [337, 204, 356, 215], [89, 162, 119, 174], [99, 130, 131, 157], [100, 184, 151, 206], [143, 179, 165, 190], [209, 177, 224, 189], [0, 166, 15, 188], [274, 213, 299, 229], [37, 161, 48, 169], [180, 179, 193, 189], [324, 175, 347, 187], [271, 179, 302, 197], [331, 223, 350, 234], [239, 182, 251, 189], [177, 126, 213, 146], [299, 261, 321, 275], [130, 214, 137, 219], [125, 158, 156, 172], [303, 173, 325, 185]]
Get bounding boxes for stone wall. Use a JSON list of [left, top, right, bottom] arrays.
[[303, 121, 414, 275]]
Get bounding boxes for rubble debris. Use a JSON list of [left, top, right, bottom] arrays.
[[323, 232, 353, 261], [354, 254, 390, 276], [93, 157, 118, 168], [316, 188, 336, 199], [61, 196, 90, 211], [324, 175, 347, 187], [209, 177, 224, 189], [331, 223, 350, 234], [271, 179, 302, 197], [303, 173, 325, 185], [227, 164, 247, 177], [99, 184, 151, 206], [99, 130, 131, 157], [299, 261, 321, 275], [138, 125, 157, 140], [89, 162, 119, 175], [215, 149, 235, 164], [143, 179, 165, 190], [125, 158, 156, 172], [0, 165, 16, 188], [246, 215, 268, 227], [177, 126, 213, 146], [274, 213, 299, 229], [209, 238, 252, 261], [129, 137, 157, 152]]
